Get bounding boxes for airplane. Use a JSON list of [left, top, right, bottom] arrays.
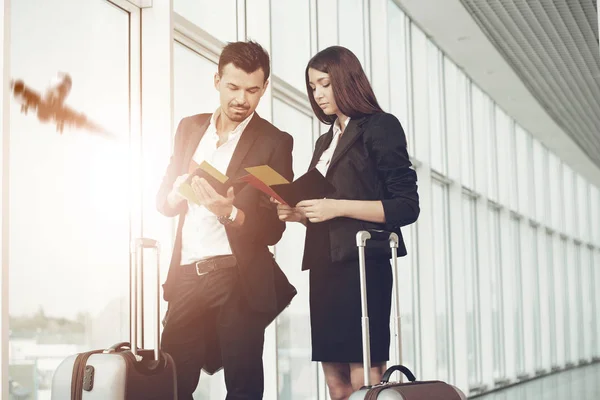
[[9, 72, 115, 139]]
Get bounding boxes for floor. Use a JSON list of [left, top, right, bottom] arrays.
[[472, 363, 600, 399]]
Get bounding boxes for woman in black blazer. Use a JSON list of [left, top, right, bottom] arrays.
[[275, 46, 419, 399]]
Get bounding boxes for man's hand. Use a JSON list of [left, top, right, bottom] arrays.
[[191, 176, 235, 217], [167, 173, 189, 208], [296, 199, 341, 223]]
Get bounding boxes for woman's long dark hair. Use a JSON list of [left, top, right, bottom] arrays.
[[305, 46, 384, 124]]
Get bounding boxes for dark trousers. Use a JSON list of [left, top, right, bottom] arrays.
[[161, 266, 266, 400]]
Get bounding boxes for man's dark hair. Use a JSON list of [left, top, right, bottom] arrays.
[[218, 41, 271, 82], [305, 46, 383, 125]]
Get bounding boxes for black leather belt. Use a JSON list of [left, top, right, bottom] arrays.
[[181, 255, 237, 276]]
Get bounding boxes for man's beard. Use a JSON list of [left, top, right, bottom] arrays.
[[226, 104, 250, 122]]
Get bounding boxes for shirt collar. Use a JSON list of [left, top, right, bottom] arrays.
[[210, 107, 255, 139], [333, 116, 350, 136]]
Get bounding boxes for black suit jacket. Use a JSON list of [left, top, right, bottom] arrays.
[[156, 112, 297, 373], [302, 112, 419, 270]]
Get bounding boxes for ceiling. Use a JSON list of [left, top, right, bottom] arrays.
[[395, 0, 600, 186], [459, 0, 600, 169]]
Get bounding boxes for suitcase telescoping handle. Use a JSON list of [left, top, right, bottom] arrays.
[[130, 238, 161, 361], [356, 229, 401, 387]]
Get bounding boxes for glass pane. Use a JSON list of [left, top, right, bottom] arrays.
[[472, 86, 494, 199], [591, 185, 600, 245], [548, 152, 563, 231], [515, 125, 530, 216], [396, 224, 417, 370], [576, 176, 589, 242], [524, 131, 534, 218], [507, 120, 518, 211], [463, 195, 481, 386], [530, 226, 542, 370], [339, 0, 366, 67], [595, 251, 600, 357], [546, 233, 558, 366], [174, 0, 237, 43], [591, 250, 600, 358], [537, 229, 550, 369], [428, 42, 445, 174], [9, 1, 131, 398], [565, 240, 581, 364], [272, 1, 311, 91], [553, 235, 566, 366], [568, 243, 582, 362], [486, 95, 497, 201], [520, 223, 534, 374], [174, 43, 220, 130], [388, 3, 410, 146], [317, 0, 338, 50], [510, 218, 525, 374], [489, 208, 505, 379], [272, 99, 317, 400], [410, 24, 429, 164], [560, 239, 571, 364], [562, 165, 575, 237], [431, 181, 451, 382], [495, 107, 513, 208], [541, 146, 550, 223], [459, 72, 474, 189], [444, 58, 460, 180], [580, 247, 592, 361], [532, 140, 545, 223]]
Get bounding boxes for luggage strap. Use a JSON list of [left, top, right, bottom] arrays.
[[365, 380, 462, 400], [71, 350, 103, 400], [365, 384, 388, 400]]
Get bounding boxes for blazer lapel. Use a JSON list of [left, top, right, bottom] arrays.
[[309, 127, 334, 170], [226, 113, 262, 178], [182, 114, 212, 174], [326, 116, 369, 175]]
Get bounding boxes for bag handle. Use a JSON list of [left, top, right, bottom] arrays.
[[103, 342, 131, 353], [380, 365, 417, 383]]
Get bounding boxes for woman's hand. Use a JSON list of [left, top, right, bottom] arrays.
[[296, 199, 341, 223], [271, 197, 307, 223]]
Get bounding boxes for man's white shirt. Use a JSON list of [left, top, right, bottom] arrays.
[[180, 109, 254, 265]]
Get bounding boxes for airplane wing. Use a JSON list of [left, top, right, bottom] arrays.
[[58, 105, 116, 140]]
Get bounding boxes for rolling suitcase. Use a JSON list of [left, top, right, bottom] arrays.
[[349, 230, 466, 400], [51, 238, 177, 399]]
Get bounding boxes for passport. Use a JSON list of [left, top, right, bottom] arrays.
[[238, 165, 335, 207], [178, 160, 232, 205]]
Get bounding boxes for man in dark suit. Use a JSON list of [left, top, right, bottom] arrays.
[[156, 41, 297, 400]]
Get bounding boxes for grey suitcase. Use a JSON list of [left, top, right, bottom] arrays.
[[50, 238, 177, 399], [349, 230, 466, 400]]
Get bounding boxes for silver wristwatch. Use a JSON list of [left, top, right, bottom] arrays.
[[217, 205, 238, 225]]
